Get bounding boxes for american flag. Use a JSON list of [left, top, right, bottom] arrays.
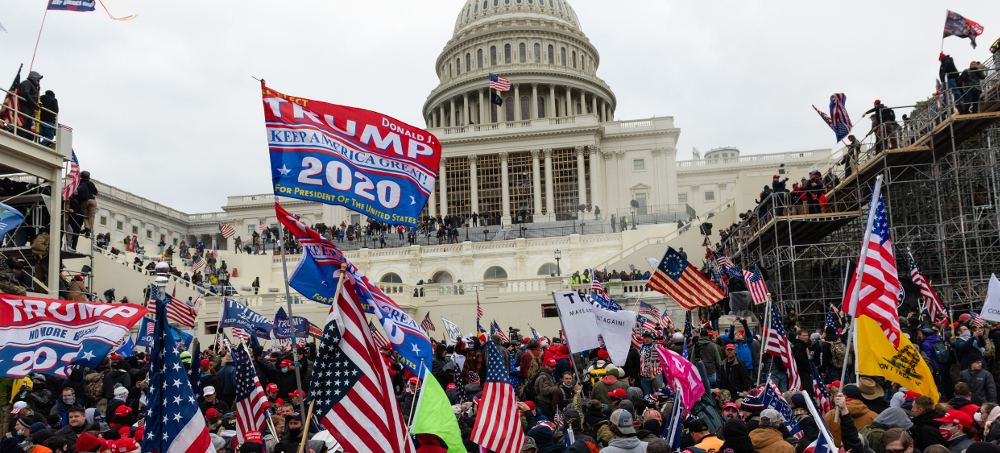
[[825, 310, 837, 333], [488, 73, 511, 92], [843, 178, 902, 347], [369, 321, 389, 351], [186, 342, 203, 407], [660, 313, 675, 332], [191, 257, 205, 273], [909, 252, 945, 322], [141, 287, 214, 453], [712, 252, 743, 281], [233, 346, 269, 444], [529, 325, 540, 341], [744, 266, 770, 305], [62, 151, 80, 201], [829, 94, 853, 142], [477, 292, 483, 319], [639, 300, 661, 318], [631, 333, 642, 350], [591, 275, 610, 300], [148, 286, 198, 328], [764, 303, 802, 391], [490, 320, 509, 343], [646, 247, 725, 310], [420, 312, 435, 334], [813, 105, 837, 141], [973, 311, 984, 328], [219, 223, 236, 239], [232, 328, 250, 342], [258, 220, 267, 232], [470, 341, 525, 453], [637, 315, 657, 332], [453, 362, 467, 403], [0, 66, 22, 128], [212, 249, 219, 260], [810, 361, 833, 414], [803, 430, 838, 453], [145, 317, 156, 335], [311, 277, 414, 453]]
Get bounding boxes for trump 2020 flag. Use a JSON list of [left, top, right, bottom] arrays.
[[262, 83, 441, 228], [47, 0, 95, 11], [0, 295, 145, 378], [219, 298, 273, 339], [762, 379, 803, 439], [137, 317, 193, 349]]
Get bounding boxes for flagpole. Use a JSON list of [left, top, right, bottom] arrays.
[[800, 390, 838, 448], [29, 6, 49, 72], [297, 399, 316, 453], [406, 360, 426, 433], [755, 301, 772, 386], [836, 175, 884, 421]]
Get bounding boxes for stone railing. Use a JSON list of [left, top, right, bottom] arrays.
[[676, 150, 827, 168]]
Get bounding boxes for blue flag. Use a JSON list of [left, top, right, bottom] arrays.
[[662, 389, 684, 452], [219, 298, 273, 339], [115, 336, 135, 357], [270, 307, 310, 339], [187, 342, 203, 407], [682, 310, 693, 359], [137, 317, 193, 349], [762, 379, 803, 439], [47, 0, 96, 11], [0, 201, 24, 238]]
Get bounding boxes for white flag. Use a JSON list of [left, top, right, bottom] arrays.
[[441, 317, 462, 346], [981, 274, 1000, 322], [552, 291, 602, 353], [593, 307, 637, 365]]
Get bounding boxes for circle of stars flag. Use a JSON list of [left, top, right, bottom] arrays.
[[646, 247, 725, 310], [310, 284, 414, 453], [470, 341, 526, 453], [142, 286, 214, 453]]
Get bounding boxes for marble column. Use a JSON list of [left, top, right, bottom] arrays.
[[438, 105, 444, 128], [531, 149, 542, 216], [579, 91, 586, 117], [449, 99, 456, 127], [575, 145, 587, 206], [543, 148, 554, 220], [549, 85, 556, 118], [479, 89, 486, 124], [589, 145, 601, 214], [500, 151, 511, 225], [513, 84, 520, 120], [530, 83, 538, 119], [463, 93, 470, 126], [603, 151, 618, 214], [469, 155, 479, 214], [439, 157, 448, 215], [428, 181, 436, 216], [599, 100, 605, 122], [566, 86, 572, 115], [591, 95, 597, 117]]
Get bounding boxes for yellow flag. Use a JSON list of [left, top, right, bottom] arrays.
[[857, 315, 940, 402]]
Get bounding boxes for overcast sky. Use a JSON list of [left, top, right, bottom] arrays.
[[2, 1, 997, 213]]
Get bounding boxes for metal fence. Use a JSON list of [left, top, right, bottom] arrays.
[[0, 83, 60, 147]]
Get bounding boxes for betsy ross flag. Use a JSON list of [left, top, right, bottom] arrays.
[[471, 341, 526, 453], [842, 177, 902, 347], [148, 286, 198, 328], [765, 303, 802, 391], [62, 151, 80, 201], [646, 247, 724, 310], [219, 223, 236, 239], [744, 266, 770, 304], [489, 73, 511, 92], [310, 276, 414, 453], [232, 345, 269, 444], [0, 65, 22, 128], [908, 252, 945, 322], [639, 300, 660, 318], [420, 312, 435, 333], [142, 285, 214, 453], [491, 320, 509, 343]]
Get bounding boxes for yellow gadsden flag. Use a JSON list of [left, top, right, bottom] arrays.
[[857, 315, 941, 402]]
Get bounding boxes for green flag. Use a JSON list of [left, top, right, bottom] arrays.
[[411, 372, 465, 453]]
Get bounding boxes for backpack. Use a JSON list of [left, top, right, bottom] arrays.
[[984, 336, 996, 358], [883, 107, 896, 122], [84, 371, 105, 403], [932, 341, 952, 365], [831, 341, 847, 369], [523, 351, 543, 381]]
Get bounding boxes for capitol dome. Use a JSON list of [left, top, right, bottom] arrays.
[[423, 0, 616, 129]]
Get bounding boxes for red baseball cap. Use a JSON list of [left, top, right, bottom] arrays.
[[725, 344, 736, 351], [266, 383, 278, 393], [959, 314, 972, 321], [828, 380, 842, 389], [904, 390, 921, 399], [546, 359, 557, 366], [288, 390, 304, 398], [523, 401, 536, 410], [274, 398, 284, 406], [958, 403, 980, 420], [206, 408, 220, 419], [280, 359, 293, 367], [114, 438, 138, 453], [243, 431, 263, 444], [609, 389, 627, 399], [722, 402, 739, 411], [935, 409, 974, 429], [523, 338, 530, 344], [446, 383, 456, 391], [598, 349, 609, 360], [115, 405, 132, 417], [200, 359, 211, 370]]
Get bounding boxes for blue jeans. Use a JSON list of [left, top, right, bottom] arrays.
[[707, 372, 717, 387], [947, 79, 962, 104], [769, 369, 788, 392], [640, 376, 664, 396], [39, 121, 55, 146]]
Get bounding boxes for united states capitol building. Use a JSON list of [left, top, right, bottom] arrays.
[[66, 0, 830, 340]]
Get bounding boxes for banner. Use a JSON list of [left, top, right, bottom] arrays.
[[441, 317, 461, 346], [269, 307, 310, 339], [656, 345, 706, 417], [137, 317, 193, 350], [761, 380, 803, 439], [857, 315, 940, 402], [552, 291, 602, 353], [981, 274, 1000, 322], [219, 298, 273, 338], [114, 336, 135, 357], [47, 0, 96, 11], [0, 295, 145, 378], [262, 84, 441, 227], [0, 202, 24, 238], [593, 307, 636, 365]]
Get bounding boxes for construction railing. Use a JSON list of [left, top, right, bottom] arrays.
[[0, 84, 59, 148]]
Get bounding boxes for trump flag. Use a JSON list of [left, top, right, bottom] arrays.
[[262, 83, 441, 228]]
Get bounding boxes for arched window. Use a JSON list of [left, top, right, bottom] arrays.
[[519, 43, 526, 63], [576, 102, 582, 114], [484, 266, 508, 279], [557, 1, 562, 11], [484, 1, 489, 9], [491, 103, 498, 123], [467, 7, 470, 18], [504, 44, 511, 64], [478, 49, 483, 68], [538, 263, 559, 275], [456, 58, 461, 75], [475, 3, 479, 12], [490, 46, 497, 65], [380, 273, 403, 283], [505, 98, 514, 121], [493, 0, 498, 6], [466, 53, 472, 72], [537, 96, 545, 117], [572, 51, 577, 68], [431, 271, 453, 284], [448, 64, 452, 77], [533, 43, 540, 63], [547, 45, 554, 64], [520, 96, 529, 120], [560, 47, 566, 66]]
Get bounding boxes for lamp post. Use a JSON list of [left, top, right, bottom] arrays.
[[554, 249, 562, 276]]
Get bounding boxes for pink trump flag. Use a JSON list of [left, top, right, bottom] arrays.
[[657, 345, 706, 416]]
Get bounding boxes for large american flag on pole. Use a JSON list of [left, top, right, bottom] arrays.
[[219, 223, 236, 239], [191, 257, 205, 273], [471, 341, 525, 453], [744, 266, 770, 305], [311, 279, 414, 453], [488, 73, 511, 92], [638, 300, 660, 318], [232, 345, 269, 444], [148, 286, 199, 328], [765, 303, 801, 391], [829, 93, 853, 142], [591, 273, 610, 300], [843, 177, 902, 347], [490, 320, 509, 343], [62, 151, 80, 201], [810, 362, 833, 415], [646, 247, 724, 310], [908, 252, 945, 322]]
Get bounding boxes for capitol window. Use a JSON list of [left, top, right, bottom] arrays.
[[538, 263, 559, 275], [572, 51, 577, 68], [560, 47, 566, 66], [505, 44, 511, 64], [557, 1, 562, 11], [432, 270, 453, 284], [478, 49, 483, 68], [491, 46, 497, 65], [100, 216, 107, 226], [146, 230, 152, 239], [456, 58, 461, 75], [475, 3, 478, 12], [547, 45, 554, 64], [116, 221, 123, 231], [466, 53, 471, 72], [537, 97, 545, 117], [484, 266, 508, 279], [633, 159, 645, 171], [132, 226, 138, 235], [533, 43, 540, 63], [678, 193, 688, 203], [380, 273, 403, 283], [520, 96, 529, 120], [705, 191, 715, 201], [519, 43, 526, 63]]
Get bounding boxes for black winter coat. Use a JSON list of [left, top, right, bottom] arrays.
[[910, 411, 946, 452], [718, 357, 751, 396]]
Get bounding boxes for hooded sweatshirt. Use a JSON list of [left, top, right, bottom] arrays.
[[592, 374, 628, 407], [599, 436, 647, 453], [750, 427, 795, 453], [824, 399, 877, 447]]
